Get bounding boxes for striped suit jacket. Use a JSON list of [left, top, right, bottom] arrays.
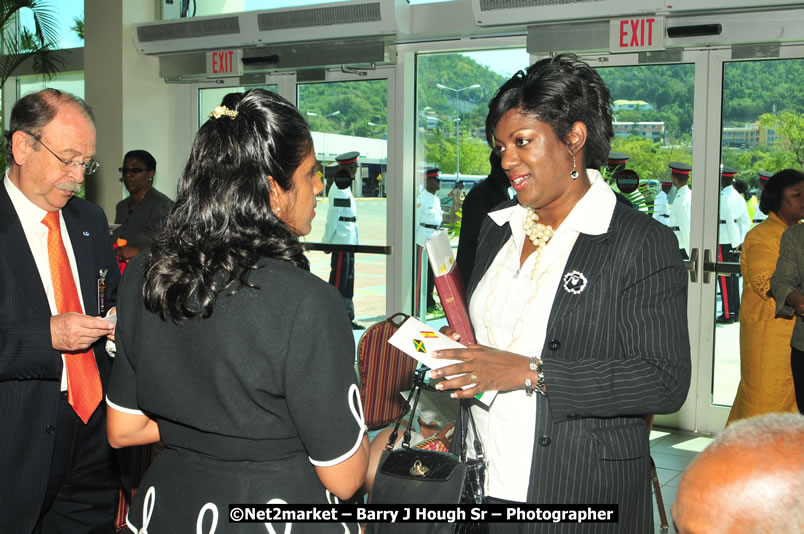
[[468, 199, 691, 534]]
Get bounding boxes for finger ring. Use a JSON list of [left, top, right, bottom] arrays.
[[470, 373, 479, 383]]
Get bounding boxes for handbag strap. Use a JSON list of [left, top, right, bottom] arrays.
[[458, 399, 485, 462], [385, 367, 427, 451]]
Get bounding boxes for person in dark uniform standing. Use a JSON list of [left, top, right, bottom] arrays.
[[667, 161, 692, 259], [752, 170, 772, 227], [415, 167, 443, 314], [323, 151, 362, 329], [457, 151, 511, 284]]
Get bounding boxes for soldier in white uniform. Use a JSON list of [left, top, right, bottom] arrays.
[[415, 168, 443, 314], [322, 151, 362, 329], [652, 176, 672, 226], [667, 161, 692, 259], [752, 170, 772, 227], [717, 165, 751, 323]]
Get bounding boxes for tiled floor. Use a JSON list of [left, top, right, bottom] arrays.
[[650, 426, 714, 533]]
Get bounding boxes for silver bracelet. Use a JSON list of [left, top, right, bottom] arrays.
[[526, 355, 546, 396]]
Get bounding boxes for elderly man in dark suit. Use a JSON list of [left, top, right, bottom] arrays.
[[0, 89, 120, 533]]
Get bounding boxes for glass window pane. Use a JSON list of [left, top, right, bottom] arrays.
[[299, 79, 388, 326], [414, 48, 528, 322], [18, 71, 84, 98], [713, 58, 804, 407], [596, 64, 695, 224]]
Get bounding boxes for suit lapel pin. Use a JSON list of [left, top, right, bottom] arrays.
[[82, 231, 90, 236], [562, 270, 587, 295]]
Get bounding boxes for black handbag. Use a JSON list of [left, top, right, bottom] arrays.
[[366, 369, 487, 534]]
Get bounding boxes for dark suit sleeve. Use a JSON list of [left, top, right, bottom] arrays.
[[545, 224, 691, 419], [771, 226, 801, 317], [0, 316, 61, 382]]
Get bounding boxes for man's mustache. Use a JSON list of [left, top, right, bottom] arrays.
[[55, 182, 81, 193]]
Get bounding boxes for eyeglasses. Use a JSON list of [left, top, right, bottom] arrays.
[[24, 131, 100, 175], [119, 167, 145, 175]]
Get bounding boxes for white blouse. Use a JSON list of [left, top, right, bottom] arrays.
[[467, 169, 615, 502]]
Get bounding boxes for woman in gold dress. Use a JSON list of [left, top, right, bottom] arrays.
[[728, 169, 804, 422]]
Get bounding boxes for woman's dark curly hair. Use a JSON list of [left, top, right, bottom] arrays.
[[759, 169, 804, 215], [143, 89, 312, 323], [485, 54, 614, 170]]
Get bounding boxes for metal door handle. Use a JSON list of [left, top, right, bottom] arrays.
[[684, 248, 699, 283], [702, 249, 716, 284]]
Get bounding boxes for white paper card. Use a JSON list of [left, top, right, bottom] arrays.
[[424, 230, 455, 276], [388, 316, 496, 406]]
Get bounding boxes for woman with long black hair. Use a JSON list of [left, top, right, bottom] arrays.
[[106, 89, 368, 532]]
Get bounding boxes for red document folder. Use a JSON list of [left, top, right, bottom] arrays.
[[425, 231, 477, 345]]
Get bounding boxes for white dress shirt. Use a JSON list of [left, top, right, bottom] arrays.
[[5, 173, 86, 390], [468, 169, 616, 502]]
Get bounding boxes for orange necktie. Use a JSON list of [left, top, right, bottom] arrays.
[[42, 211, 102, 424]]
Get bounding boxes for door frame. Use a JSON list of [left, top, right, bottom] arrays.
[[572, 49, 719, 432]]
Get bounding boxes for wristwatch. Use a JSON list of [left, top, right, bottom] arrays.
[[525, 356, 547, 396]]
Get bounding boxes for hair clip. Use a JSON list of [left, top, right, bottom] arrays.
[[209, 105, 238, 120]]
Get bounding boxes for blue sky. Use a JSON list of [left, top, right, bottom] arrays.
[[20, 0, 83, 49]]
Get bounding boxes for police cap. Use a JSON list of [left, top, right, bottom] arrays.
[[426, 168, 440, 179], [668, 161, 692, 175], [607, 152, 630, 165], [758, 170, 772, 182], [336, 151, 360, 165], [720, 165, 737, 178]]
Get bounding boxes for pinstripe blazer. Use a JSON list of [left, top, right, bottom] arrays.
[[468, 199, 691, 534], [0, 181, 120, 532]]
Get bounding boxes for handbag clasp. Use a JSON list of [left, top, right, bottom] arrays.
[[409, 459, 430, 477]]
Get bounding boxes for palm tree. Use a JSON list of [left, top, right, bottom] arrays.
[[0, 0, 62, 90]]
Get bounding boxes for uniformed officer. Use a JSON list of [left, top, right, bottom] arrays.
[[653, 175, 672, 226], [606, 151, 635, 208], [667, 161, 692, 259], [415, 168, 443, 314], [323, 151, 362, 329], [717, 165, 750, 323], [752, 170, 772, 227]]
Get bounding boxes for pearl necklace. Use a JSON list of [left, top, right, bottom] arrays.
[[523, 207, 554, 278]]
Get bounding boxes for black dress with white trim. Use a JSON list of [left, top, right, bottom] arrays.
[[107, 255, 365, 533]]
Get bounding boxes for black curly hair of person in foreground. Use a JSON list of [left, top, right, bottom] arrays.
[[143, 88, 313, 323], [485, 53, 614, 171]]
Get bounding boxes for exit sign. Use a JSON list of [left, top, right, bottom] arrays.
[[610, 16, 665, 53], [206, 49, 244, 78]]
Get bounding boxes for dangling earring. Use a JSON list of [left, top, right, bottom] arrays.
[[570, 155, 579, 180]]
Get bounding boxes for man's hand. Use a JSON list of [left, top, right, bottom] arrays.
[[51, 312, 115, 352], [115, 245, 140, 261]]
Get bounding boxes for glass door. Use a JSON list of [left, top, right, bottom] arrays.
[[703, 45, 804, 430], [576, 50, 714, 431], [297, 69, 394, 327], [580, 46, 804, 433]]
